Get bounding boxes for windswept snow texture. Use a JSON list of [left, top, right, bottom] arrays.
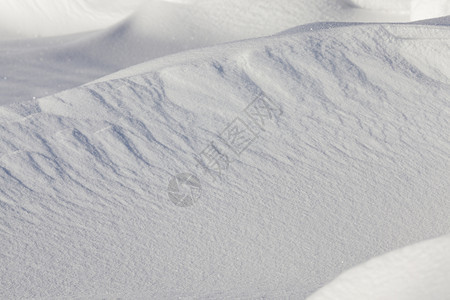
[[1, 22, 449, 299], [0, 0, 435, 105], [307, 235, 450, 300]]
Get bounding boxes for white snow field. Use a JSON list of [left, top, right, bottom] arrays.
[[308, 235, 450, 300], [3, 0, 449, 106], [1, 13, 450, 298]]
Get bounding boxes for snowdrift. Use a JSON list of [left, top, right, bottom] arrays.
[[1, 20, 449, 298], [2, 0, 439, 106], [0, 0, 143, 39], [308, 235, 450, 300]]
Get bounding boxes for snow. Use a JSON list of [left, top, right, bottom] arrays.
[[1, 1, 450, 299], [0, 0, 144, 39], [1, 18, 450, 298], [411, 0, 450, 21], [0, 0, 427, 106], [344, 0, 411, 12], [307, 235, 450, 300]]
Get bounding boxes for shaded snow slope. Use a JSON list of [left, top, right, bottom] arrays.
[[1, 22, 449, 299], [2, 0, 448, 41], [0, 0, 414, 40], [0, 0, 144, 39], [413, 15, 450, 25], [0, 31, 110, 105], [94, 15, 450, 84], [308, 235, 450, 300], [0, 0, 425, 106]]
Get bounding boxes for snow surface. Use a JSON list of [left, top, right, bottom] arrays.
[[0, 0, 144, 39], [2, 0, 441, 106], [308, 235, 450, 300], [411, 0, 450, 21], [1, 0, 450, 299], [1, 17, 450, 298]]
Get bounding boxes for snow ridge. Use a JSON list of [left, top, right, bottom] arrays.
[[1, 22, 450, 298]]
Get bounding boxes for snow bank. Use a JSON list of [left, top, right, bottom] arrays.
[[0, 0, 143, 39], [411, 0, 450, 21], [0, 0, 425, 105], [3, 0, 447, 40], [308, 235, 450, 300], [0, 0, 414, 40], [1, 21, 449, 299], [3, 0, 449, 105]]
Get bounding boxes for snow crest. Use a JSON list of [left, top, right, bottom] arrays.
[[1, 22, 450, 299], [308, 235, 450, 300]]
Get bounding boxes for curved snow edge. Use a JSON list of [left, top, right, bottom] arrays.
[[307, 235, 450, 300]]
